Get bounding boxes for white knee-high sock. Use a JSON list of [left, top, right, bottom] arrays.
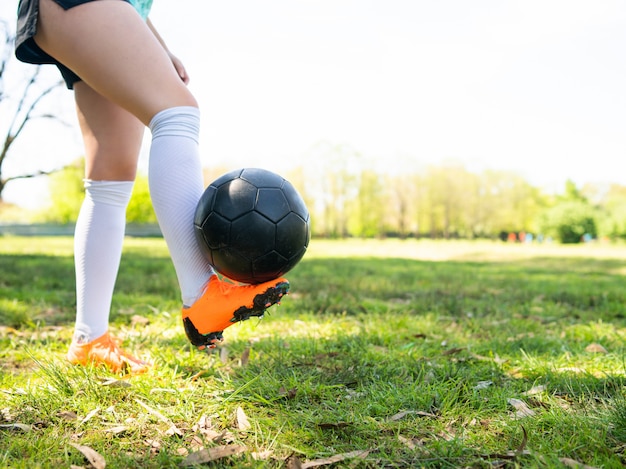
[[148, 106, 214, 306], [73, 180, 134, 342]]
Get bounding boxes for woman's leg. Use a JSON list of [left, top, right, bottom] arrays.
[[68, 82, 149, 373]]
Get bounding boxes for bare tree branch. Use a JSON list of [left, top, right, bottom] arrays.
[[2, 71, 64, 158], [4, 167, 66, 182], [0, 26, 66, 202]]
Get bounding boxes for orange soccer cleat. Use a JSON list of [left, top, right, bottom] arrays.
[[67, 331, 151, 374], [182, 275, 290, 350]]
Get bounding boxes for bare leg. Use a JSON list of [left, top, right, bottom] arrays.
[[73, 81, 143, 340], [74, 81, 144, 181], [69, 82, 150, 372]]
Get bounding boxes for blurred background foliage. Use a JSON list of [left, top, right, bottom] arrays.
[[4, 142, 624, 245]]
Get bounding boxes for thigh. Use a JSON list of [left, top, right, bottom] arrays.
[[75, 81, 145, 181], [34, 0, 197, 125]]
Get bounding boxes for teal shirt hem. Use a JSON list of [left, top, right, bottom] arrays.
[[128, 0, 153, 20]]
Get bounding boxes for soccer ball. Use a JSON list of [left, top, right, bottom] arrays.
[[194, 168, 311, 284]]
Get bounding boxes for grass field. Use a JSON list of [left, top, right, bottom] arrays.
[[1, 237, 626, 468]]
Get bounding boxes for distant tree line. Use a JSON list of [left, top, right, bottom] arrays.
[[282, 143, 626, 244], [18, 144, 626, 244]]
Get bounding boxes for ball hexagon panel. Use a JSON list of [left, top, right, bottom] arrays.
[[275, 212, 310, 259], [229, 211, 277, 260], [253, 250, 289, 282], [212, 247, 253, 282], [201, 212, 231, 251], [194, 185, 217, 227], [214, 179, 257, 221], [282, 181, 309, 219], [256, 188, 291, 223]]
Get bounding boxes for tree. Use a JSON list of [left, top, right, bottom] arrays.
[[0, 21, 65, 202], [41, 157, 159, 224], [584, 183, 626, 240], [303, 142, 360, 238], [126, 175, 158, 224], [41, 158, 84, 222], [560, 179, 587, 203], [538, 201, 598, 243], [350, 169, 385, 237]]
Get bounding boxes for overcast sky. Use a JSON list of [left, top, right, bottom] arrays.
[[2, 0, 626, 208]]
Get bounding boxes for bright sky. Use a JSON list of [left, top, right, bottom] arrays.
[[2, 0, 626, 208]]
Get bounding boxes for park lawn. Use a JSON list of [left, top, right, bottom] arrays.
[[1, 236, 626, 468]]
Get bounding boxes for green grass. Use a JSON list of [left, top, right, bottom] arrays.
[[1, 236, 626, 468]]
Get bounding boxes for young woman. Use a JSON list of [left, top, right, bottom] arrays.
[[15, 0, 289, 374]]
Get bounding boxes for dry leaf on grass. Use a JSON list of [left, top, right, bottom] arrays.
[[220, 347, 229, 364], [387, 410, 438, 421], [104, 425, 128, 435], [300, 449, 371, 468], [144, 439, 161, 450], [508, 398, 536, 418], [240, 347, 250, 366], [235, 406, 251, 431], [473, 381, 493, 390], [57, 410, 78, 421], [100, 378, 131, 388], [70, 443, 106, 469], [130, 315, 149, 327], [522, 385, 547, 396], [398, 434, 424, 450], [284, 454, 304, 469], [165, 424, 184, 437], [194, 415, 233, 443], [179, 445, 246, 466], [0, 423, 32, 432], [559, 457, 600, 469], [251, 450, 273, 460], [585, 343, 608, 354], [80, 408, 100, 425], [1, 408, 15, 422], [279, 386, 298, 399]]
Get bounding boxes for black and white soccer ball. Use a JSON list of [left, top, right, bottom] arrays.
[[194, 168, 311, 284]]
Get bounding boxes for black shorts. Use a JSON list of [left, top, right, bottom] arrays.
[[15, 0, 134, 89]]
